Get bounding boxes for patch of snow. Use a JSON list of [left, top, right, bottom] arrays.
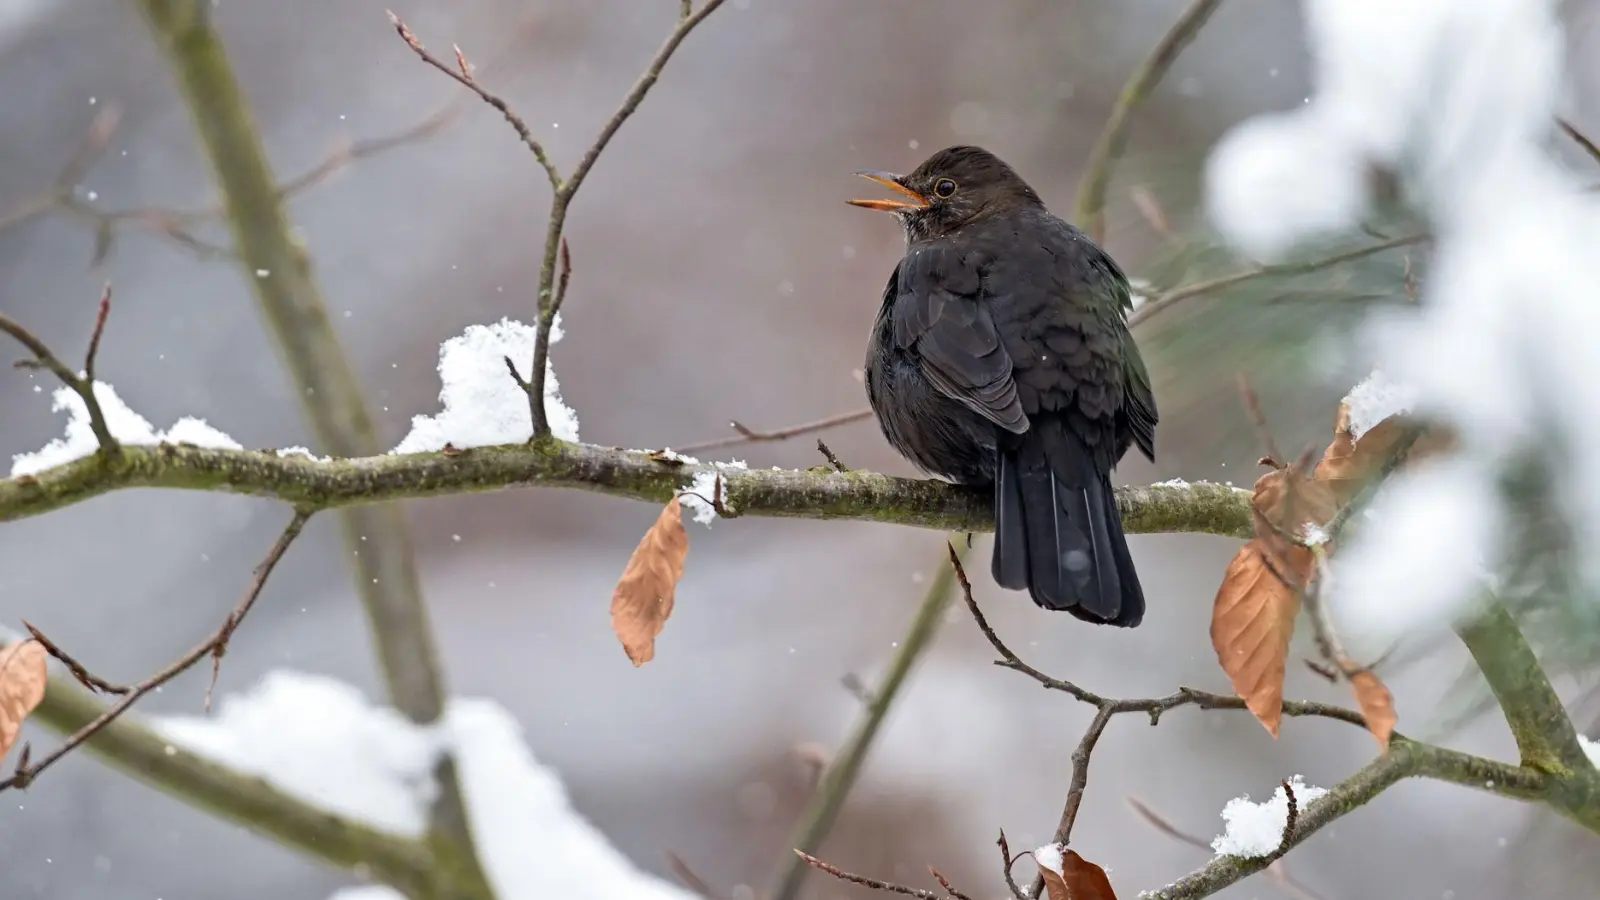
[[11, 381, 240, 477], [393, 316, 579, 454], [1211, 775, 1329, 858], [1343, 369, 1418, 441], [153, 671, 441, 837], [159, 670, 696, 899], [680, 460, 747, 526]]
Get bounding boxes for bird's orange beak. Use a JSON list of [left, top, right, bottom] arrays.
[[846, 170, 928, 212]]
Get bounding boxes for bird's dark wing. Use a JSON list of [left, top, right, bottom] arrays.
[[893, 242, 1028, 434], [1121, 331, 1157, 461]]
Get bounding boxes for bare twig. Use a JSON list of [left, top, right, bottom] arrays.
[[0, 105, 121, 235], [792, 850, 949, 900], [946, 544, 1369, 899], [816, 439, 849, 473], [0, 509, 311, 791], [1558, 117, 1600, 167], [996, 830, 1030, 900], [928, 867, 976, 900], [1131, 232, 1427, 329], [0, 86, 482, 264], [677, 408, 876, 454], [664, 851, 725, 899], [21, 622, 129, 695], [1074, 0, 1225, 241], [1235, 373, 1284, 468], [0, 290, 119, 457], [386, 12, 562, 190], [394, 2, 728, 438], [768, 541, 967, 900]]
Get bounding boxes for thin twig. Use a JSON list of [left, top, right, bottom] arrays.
[[0, 291, 119, 457], [664, 851, 725, 899], [1558, 117, 1600, 167], [769, 540, 967, 900], [928, 868, 976, 900], [526, 0, 729, 437], [1074, 0, 1225, 241], [792, 850, 947, 900], [945, 544, 1369, 899], [0, 82, 483, 264], [386, 12, 562, 190], [677, 408, 875, 454], [1131, 232, 1427, 329], [21, 622, 129, 695], [0, 105, 121, 235], [1277, 779, 1299, 854], [1236, 373, 1284, 469], [996, 830, 1030, 900], [0, 509, 311, 791], [816, 439, 849, 472]]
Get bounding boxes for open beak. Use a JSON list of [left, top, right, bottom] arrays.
[[846, 170, 929, 212]]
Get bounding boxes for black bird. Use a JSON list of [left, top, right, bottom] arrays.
[[848, 146, 1157, 627]]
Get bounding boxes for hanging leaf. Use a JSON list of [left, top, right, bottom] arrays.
[[1349, 669, 1398, 751], [0, 640, 48, 760], [609, 498, 689, 666]]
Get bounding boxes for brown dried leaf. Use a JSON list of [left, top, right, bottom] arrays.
[[1315, 403, 1457, 505], [1349, 669, 1398, 751], [1212, 544, 1301, 737], [610, 497, 689, 666], [0, 639, 48, 759], [1251, 466, 1338, 567], [1039, 849, 1119, 900]]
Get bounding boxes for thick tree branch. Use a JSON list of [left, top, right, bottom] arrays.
[[1455, 600, 1593, 775], [1143, 735, 1598, 899], [0, 440, 1252, 537], [136, 2, 483, 891], [1073, 0, 1225, 241], [16, 665, 436, 897], [769, 540, 968, 900]]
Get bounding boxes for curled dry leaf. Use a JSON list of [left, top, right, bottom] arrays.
[[610, 497, 689, 666], [1211, 544, 1300, 738], [1349, 669, 1398, 751], [1038, 849, 1119, 900], [0, 639, 48, 759], [1252, 465, 1338, 567], [1315, 403, 1456, 505]]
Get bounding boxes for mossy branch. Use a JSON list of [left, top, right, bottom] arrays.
[[1143, 734, 1600, 898], [0, 439, 1251, 537], [1455, 600, 1593, 776]]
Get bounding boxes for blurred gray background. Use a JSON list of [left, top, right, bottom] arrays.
[[1, 1, 1595, 898]]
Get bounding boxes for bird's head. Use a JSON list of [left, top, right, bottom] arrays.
[[847, 145, 1044, 242]]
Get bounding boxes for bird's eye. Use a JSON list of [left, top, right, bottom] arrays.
[[933, 178, 957, 198]]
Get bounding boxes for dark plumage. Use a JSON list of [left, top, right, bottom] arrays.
[[847, 146, 1157, 627]]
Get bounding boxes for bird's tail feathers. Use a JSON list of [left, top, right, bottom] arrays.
[[989, 428, 1144, 627]]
